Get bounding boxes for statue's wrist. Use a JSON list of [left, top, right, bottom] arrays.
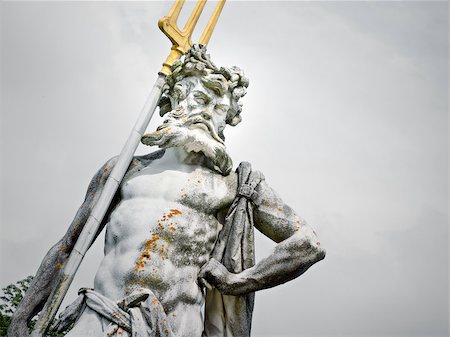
[[227, 268, 253, 295]]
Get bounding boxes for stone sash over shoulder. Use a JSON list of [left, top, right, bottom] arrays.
[[204, 162, 264, 337]]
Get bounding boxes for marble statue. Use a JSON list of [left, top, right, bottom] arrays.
[[8, 45, 325, 337]]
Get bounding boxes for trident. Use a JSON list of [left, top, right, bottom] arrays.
[[31, 1, 226, 335]]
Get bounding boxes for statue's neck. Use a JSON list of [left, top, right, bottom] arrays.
[[162, 147, 206, 168]]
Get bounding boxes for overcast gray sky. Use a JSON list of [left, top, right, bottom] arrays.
[[1, 1, 448, 337]]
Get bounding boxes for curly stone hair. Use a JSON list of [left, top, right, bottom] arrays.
[[158, 44, 249, 127]]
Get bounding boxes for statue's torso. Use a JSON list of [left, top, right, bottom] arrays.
[[93, 152, 237, 336]]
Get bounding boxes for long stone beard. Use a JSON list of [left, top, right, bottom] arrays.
[[141, 110, 233, 175]]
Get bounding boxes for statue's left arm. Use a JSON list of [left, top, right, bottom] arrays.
[[200, 179, 326, 296]]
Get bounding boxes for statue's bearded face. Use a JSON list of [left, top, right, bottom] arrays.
[[141, 77, 233, 175]]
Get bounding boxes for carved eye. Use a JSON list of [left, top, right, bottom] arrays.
[[193, 92, 210, 105], [215, 104, 229, 113]]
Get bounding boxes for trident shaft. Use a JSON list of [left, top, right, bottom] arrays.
[[31, 1, 225, 336]]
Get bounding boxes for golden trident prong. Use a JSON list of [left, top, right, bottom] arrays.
[[159, 0, 226, 76]]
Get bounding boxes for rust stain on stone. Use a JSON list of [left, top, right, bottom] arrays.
[[135, 233, 160, 272], [157, 210, 181, 230], [135, 209, 183, 272], [169, 209, 182, 215]]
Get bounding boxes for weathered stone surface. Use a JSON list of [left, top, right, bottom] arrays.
[[8, 45, 325, 337]]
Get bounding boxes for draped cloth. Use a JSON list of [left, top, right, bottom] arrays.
[[53, 288, 175, 337], [203, 162, 264, 337]]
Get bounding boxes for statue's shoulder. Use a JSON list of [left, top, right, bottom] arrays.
[[96, 149, 165, 178], [220, 161, 266, 202], [128, 149, 166, 170], [230, 161, 267, 206], [133, 149, 166, 167], [107, 149, 166, 182]]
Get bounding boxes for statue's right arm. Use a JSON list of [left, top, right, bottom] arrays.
[[7, 156, 119, 337]]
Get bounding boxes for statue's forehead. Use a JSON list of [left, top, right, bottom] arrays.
[[177, 76, 200, 88]]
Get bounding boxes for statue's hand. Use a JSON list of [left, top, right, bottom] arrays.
[[198, 258, 241, 295]]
